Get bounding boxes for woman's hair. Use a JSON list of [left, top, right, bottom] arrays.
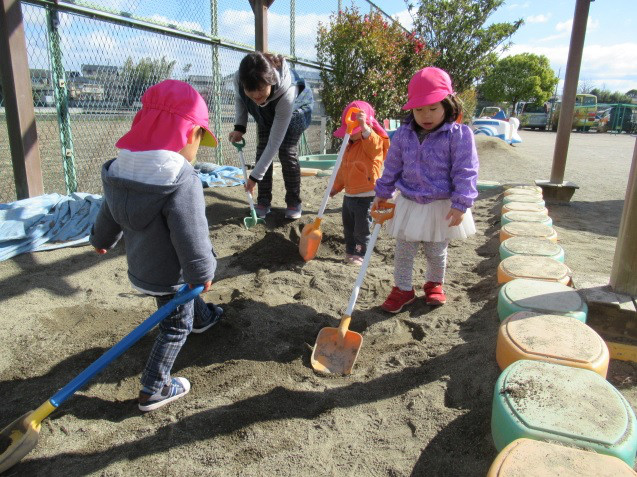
[[238, 52, 284, 91], [402, 94, 464, 128]]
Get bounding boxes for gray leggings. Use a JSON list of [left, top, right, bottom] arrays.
[[394, 238, 449, 291]]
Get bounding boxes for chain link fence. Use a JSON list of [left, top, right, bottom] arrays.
[[1, 0, 402, 202]]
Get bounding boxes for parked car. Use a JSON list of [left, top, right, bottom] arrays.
[[596, 105, 635, 133], [518, 102, 549, 130]]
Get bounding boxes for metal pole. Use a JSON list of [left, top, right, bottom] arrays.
[[0, 0, 44, 199], [290, 0, 295, 59], [210, 0, 223, 164], [46, 5, 77, 194], [550, 0, 590, 184], [610, 138, 637, 295]]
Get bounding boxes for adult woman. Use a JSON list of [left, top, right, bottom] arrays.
[[229, 52, 313, 219]]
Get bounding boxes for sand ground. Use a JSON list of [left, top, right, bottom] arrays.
[[0, 130, 636, 476]]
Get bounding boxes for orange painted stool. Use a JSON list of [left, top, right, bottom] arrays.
[[500, 222, 557, 242], [497, 255, 572, 285], [488, 438, 637, 477], [496, 311, 609, 376]]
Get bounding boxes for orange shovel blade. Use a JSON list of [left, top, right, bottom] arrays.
[[299, 218, 322, 262], [311, 327, 363, 375]]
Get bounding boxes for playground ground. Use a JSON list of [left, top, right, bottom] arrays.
[[0, 130, 635, 476]]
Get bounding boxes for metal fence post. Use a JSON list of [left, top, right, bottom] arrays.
[[211, 0, 223, 164], [290, 0, 295, 59], [46, 5, 77, 194]]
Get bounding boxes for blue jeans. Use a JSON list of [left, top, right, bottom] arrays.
[[342, 196, 374, 257], [140, 294, 213, 393]]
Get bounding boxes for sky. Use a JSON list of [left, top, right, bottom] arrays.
[[380, 0, 637, 94], [20, 0, 636, 94]]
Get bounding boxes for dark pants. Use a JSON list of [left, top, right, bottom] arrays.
[[255, 112, 306, 208], [342, 196, 374, 257], [140, 294, 212, 393]]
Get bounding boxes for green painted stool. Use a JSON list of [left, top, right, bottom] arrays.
[[501, 211, 553, 227], [499, 237, 565, 262], [497, 278, 587, 322], [492, 360, 637, 466], [478, 180, 502, 191]]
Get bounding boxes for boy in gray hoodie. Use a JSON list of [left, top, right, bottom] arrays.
[[90, 80, 222, 412]]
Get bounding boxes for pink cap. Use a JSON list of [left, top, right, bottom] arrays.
[[116, 79, 218, 152], [333, 100, 388, 139], [402, 67, 454, 110]]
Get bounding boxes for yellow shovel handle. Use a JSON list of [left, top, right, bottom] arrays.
[[338, 315, 351, 340], [26, 401, 56, 431]]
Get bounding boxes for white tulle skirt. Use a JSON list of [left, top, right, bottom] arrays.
[[386, 194, 476, 242]]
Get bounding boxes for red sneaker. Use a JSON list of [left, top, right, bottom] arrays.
[[381, 287, 416, 313], [424, 281, 446, 305]]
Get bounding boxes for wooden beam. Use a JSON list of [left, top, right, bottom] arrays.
[[550, 0, 591, 184], [0, 0, 44, 199], [249, 0, 271, 52], [610, 138, 637, 295]]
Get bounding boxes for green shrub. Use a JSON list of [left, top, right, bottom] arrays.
[[316, 7, 435, 145]]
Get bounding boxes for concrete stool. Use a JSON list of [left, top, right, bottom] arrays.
[[496, 311, 609, 376], [504, 186, 542, 197], [497, 278, 587, 322], [501, 211, 553, 227], [501, 201, 549, 215], [488, 438, 637, 477], [502, 194, 545, 207], [499, 237, 564, 262], [497, 255, 572, 285], [500, 222, 557, 242], [492, 360, 637, 466]]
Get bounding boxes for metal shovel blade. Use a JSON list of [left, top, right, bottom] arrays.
[[311, 316, 362, 375], [0, 412, 40, 474]]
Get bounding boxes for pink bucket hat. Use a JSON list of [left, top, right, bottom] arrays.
[[333, 100, 389, 139], [116, 79, 218, 152], [402, 67, 454, 110]]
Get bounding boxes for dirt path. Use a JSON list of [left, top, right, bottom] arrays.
[[0, 130, 635, 476]]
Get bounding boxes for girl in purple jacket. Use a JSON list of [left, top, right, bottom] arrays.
[[373, 67, 478, 313]]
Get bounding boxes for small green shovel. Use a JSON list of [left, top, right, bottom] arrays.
[[232, 138, 265, 229]]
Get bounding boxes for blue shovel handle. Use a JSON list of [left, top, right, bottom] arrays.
[[49, 284, 203, 407]]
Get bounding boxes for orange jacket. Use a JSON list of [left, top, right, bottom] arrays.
[[332, 131, 389, 195]]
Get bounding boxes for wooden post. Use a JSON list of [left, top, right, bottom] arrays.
[[0, 0, 44, 199], [249, 0, 274, 52], [550, 0, 590, 184], [610, 138, 637, 295]]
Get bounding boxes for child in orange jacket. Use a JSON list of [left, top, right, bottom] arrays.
[[330, 101, 390, 265]]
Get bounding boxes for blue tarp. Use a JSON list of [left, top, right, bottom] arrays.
[[0, 165, 244, 261], [0, 193, 103, 261], [195, 163, 244, 188]]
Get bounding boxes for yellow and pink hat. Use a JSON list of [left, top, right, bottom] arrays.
[[333, 100, 388, 139], [116, 79, 218, 152]]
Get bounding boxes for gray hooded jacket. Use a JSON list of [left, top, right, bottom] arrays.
[[90, 157, 216, 294]]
